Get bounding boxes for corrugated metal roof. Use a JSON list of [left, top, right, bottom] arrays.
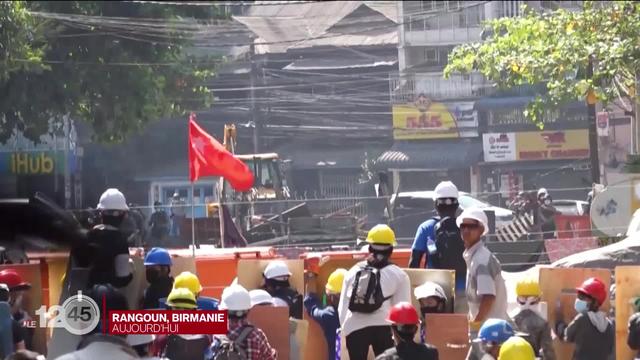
[[283, 56, 397, 70], [376, 140, 483, 170]]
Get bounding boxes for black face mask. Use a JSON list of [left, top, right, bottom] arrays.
[[146, 268, 161, 283], [266, 278, 290, 289], [421, 305, 443, 316]]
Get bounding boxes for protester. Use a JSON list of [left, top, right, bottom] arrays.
[[73, 188, 133, 289], [627, 297, 640, 359], [159, 288, 211, 359], [211, 284, 277, 360], [262, 260, 303, 319], [497, 336, 535, 360], [472, 319, 516, 360], [537, 191, 559, 240], [414, 281, 448, 343], [556, 277, 614, 360], [141, 247, 174, 309], [375, 302, 438, 360], [0, 270, 33, 351], [148, 201, 170, 244], [127, 335, 167, 360], [409, 181, 467, 312], [511, 278, 555, 360], [249, 289, 275, 307], [173, 271, 219, 310], [339, 224, 411, 360], [249, 288, 301, 360], [57, 284, 138, 360], [304, 268, 346, 360], [458, 208, 509, 360], [170, 192, 186, 237]]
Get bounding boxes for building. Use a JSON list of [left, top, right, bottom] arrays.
[[378, 0, 588, 205]]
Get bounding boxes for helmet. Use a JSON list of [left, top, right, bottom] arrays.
[[166, 287, 198, 309], [477, 319, 515, 344], [537, 188, 548, 198], [576, 277, 607, 306], [174, 271, 203, 295], [144, 247, 172, 266], [0, 269, 31, 291], [366, 224, 397, 246], [498, 336, 535, 360], [127, 334, 156, 347], [414, 281, 447, 301], [97, 188, 129, 211], [456, 207, 489, 236], [249, 289, 274, 307], [325, 268, 347, 294], [387, 302, 420, 325], [220, 285, 252, 311], [516, 278, 541, 297], [263, 261, 291, 279], [434, 181, 459, 200]]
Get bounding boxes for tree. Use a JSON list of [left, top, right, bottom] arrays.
[[0, 1, 46, 81], [0, 1, 224, 143], [444, 1, 640, 127]]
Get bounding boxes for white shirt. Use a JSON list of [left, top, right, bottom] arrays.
[[338, 262, 411, 336], [463, 241, 509, 321], [56, 336, 139, 360]]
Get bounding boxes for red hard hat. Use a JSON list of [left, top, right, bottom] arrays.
[[577, 277, 606, 306], [0, 269, 31, 291], [387, 302, 419, 325]]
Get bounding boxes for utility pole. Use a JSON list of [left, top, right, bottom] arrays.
[[63, 114, 71, 209], [587, 57, 601, 184], [250, 43, 260, 153]]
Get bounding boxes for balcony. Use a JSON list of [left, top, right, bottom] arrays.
[[402, 3, 485, 46], [389, 72, 492, 104]]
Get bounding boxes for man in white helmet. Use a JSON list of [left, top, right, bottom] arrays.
[[261, 260, 303, 319], [409, 181, 467, 312], [414, 281, 448, 344], [211, 285, 276, 360], [127, 335, 168, 360], [73, 188, 133, 288]]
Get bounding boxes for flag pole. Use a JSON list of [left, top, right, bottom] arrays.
[[191, 182, 196, 259], [218, 178, 225, 249]]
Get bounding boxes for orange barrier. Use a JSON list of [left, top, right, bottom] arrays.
[[554, 215, 592, 239]]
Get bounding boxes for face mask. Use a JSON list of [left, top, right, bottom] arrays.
[[574, 299, 589, 313], [146, 268, 161, 283], [266, 278, 290, 289], [420, 305, 443, 316]]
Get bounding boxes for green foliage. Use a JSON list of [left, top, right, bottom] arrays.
[[0, 1, 222, 143], [444, 1, 640, 127]]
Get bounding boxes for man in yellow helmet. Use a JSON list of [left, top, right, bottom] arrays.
[[511, 278, 556, 360], [305, 268, 347, 360], [339, 224, 411, 360], [498, 336, 535, 360], [172, 271, 219, 310]]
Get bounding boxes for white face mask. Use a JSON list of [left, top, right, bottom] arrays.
[[517, 296, 540, 311]]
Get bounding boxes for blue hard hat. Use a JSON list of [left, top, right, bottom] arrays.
[[476, 319, 515, 344], [144, 247, 172, 266]]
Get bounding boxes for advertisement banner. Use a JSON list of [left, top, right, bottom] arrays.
[[392, 97, 478, 140], [483, 133, 516, 162], [483, 129, 589, 162], [0, 151, 78, 175]]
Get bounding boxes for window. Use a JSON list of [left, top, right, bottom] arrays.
[[424, 48, 437, 61]]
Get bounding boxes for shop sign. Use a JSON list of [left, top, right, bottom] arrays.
[[483, 129, 589, 162], [0, 151, 77, 175], [483, 133, 516, 162], [392, 97, 478, 140]]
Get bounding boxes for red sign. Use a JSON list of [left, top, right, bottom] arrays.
[[108, 310, 228, 335]]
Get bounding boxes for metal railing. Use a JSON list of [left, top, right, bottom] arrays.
[[389, 72, 493, 103]]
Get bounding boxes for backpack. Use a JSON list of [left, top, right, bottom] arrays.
[[348, 261, 391, 313], [431, 217, 466, 283], [212, 325, 254, 360], [163, 334, 211, 360]]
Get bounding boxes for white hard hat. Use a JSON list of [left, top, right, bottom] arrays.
[[220, 284, 252, 311], [433, 181, 459, 200], [249, 289, 274, 307], [97, 188, 129, 211], [414, 281, 447, 301], [537, 188, 548, 197], [263, 260, 291, 279], [127, 334, 155, 347], [456, 207, 489, 235], [0, 283, 8, 292]]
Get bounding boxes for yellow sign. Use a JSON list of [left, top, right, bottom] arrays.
[[392, 99, 477, 140], [516, 129, 590, 160]]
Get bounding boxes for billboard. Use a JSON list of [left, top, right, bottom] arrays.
[[483, 129, 590, 162], [392, 95, 477, 140]]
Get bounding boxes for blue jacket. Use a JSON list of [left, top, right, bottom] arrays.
[[304, 294, 340, 360]]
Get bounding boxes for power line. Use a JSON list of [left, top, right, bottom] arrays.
[[128, 1, 316, 5]]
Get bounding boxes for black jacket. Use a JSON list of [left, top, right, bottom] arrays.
[[142, 276, 174, 309], [375, 341, 439, 360], [628, 312, 640, 357]]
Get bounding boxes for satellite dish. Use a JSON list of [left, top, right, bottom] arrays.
[[590, 186, 631, 236]]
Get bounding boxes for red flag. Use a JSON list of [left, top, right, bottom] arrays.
[[188, 113, 254, 191]]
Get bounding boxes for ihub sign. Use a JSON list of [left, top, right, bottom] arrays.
[[0, 152, 77, 175]]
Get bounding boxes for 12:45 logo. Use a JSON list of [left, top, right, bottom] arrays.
[[31, 291, 101, 335]]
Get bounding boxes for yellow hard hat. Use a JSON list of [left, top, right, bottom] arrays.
[[173, 271, 203, 296], [366, 224, 397, 246], [325, 268, 348, 294], [515, 278, 541, 297], [498, 336, 535, 360], [167, 287, 198, 309]]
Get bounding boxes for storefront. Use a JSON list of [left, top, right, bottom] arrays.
[[377, 96, 481, 193], [481, 129, 591, 206]]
